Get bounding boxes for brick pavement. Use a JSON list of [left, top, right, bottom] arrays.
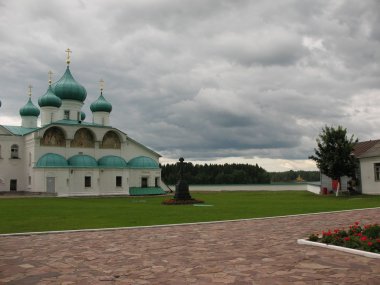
[[1, 208, 379, 284]]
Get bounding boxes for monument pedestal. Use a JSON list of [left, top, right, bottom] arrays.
[[174, 180, 192, 200]]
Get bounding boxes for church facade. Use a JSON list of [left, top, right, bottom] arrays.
[[0, 51, 164, 196]]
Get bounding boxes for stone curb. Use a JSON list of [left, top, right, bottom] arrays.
[[297, 239, 380, 259], [1, 206, 379, 237]]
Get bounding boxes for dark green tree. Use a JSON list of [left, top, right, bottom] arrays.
[[309, 125, 358, 189]]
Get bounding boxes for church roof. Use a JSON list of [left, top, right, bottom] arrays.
[[354, 140, 380, 159], [98, 155, 128, 168], [353, 140, 380, 157], [1, 125, 38, 136], [38, 85, 62, 108], [19, 98, 40, 117], [90, 93, 112, 113], [68, 154, 97, 167], [128, 156, 159, 169], [36, 153, 68, 168], [51, 66, 87, 102]]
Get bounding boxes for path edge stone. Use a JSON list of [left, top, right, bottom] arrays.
[[297, 238, 380, 259]]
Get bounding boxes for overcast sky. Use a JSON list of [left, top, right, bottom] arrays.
[[0, 0, 379, 171]]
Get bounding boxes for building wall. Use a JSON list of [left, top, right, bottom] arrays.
[[67, 169, 100, 196], [98, 169, 129, 195], [125, 140, 160, 163], [33, 169, 70, 194], [129, 169, 161, 188], [58, 100, 84, 121], [40, 106, 59, 126], [359, 157, 380, 195], [0, 136, 27, 191], [33, 168, 133, 196]]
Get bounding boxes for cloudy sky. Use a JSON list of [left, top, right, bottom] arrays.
[[0, 0, 379, 171]]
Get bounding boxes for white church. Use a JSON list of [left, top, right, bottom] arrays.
[[0, 50, 165, 197]]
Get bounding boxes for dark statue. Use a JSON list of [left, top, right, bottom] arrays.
[[174, 157, 192, 200], [162, 157, 203, 205]]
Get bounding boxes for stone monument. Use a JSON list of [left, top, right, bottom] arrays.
[[174, 157, 192, 200], [162, 157, 203, 205]]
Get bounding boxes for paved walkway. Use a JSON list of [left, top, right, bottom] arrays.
[[1, 208, 379, 284]]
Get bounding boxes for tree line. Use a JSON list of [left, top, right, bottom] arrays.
[[160, 162, 319, 185]]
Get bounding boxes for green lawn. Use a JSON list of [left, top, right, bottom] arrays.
[[1, 191, 379, 234]]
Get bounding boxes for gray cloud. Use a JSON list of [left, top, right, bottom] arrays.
[[1, 0, 380, 169]]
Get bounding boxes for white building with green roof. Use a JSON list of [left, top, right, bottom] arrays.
[[0, 50, 164, 196]]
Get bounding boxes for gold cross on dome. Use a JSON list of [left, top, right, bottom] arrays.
[[48, 70, 53, 85], [65, 48, 72, 65], [99, 79, 105, 93], [28, 84, 32, 97]]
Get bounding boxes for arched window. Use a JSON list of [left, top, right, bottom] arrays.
[[11, 144, 19, 159], [71, 128, 95, 148], [41, 127, 66, 147], [101, 131, 121, 149]]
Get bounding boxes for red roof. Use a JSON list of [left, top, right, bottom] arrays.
[[352, 140, 380, 157]]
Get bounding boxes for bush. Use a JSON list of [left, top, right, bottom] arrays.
[[308, 222, 380, 253]]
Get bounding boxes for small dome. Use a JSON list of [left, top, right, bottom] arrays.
[[36, 153, 68, 167], [90, 94, 112, 113], [68, 154, 97, 167], [38, 85, 62, 108], [80, 111, 86, 121], [98, 155, 128, 168], [128, 156, 159, 169], [20, 98, 40, 117], [51, 66, 87, 102]]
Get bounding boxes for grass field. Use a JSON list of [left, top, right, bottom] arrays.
[[1, 191, 379, 234]]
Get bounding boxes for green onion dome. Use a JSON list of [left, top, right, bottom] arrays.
[[90, 94, 112, 113], [19, 98, 40, 117], [38, 85, 62, 108], [80, 111, 86, 121], [51, 66, 87, 102]]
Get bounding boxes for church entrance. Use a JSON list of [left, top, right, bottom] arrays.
[[46, 177, 55, 193]]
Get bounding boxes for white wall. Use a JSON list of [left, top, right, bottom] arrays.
[[124, 139, 160, 163], [67, 169, 99, 196], [57, 100, 84, 121], [129, 169, 161, 187], [40, 106, 59, 126], [359, 157, 380, 195], [21, 116, 38, 128], [33, 169, 70, 194], [92, 112, 110, 126], [0, 136, 27, 191], [98, 169, 129, 195]]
